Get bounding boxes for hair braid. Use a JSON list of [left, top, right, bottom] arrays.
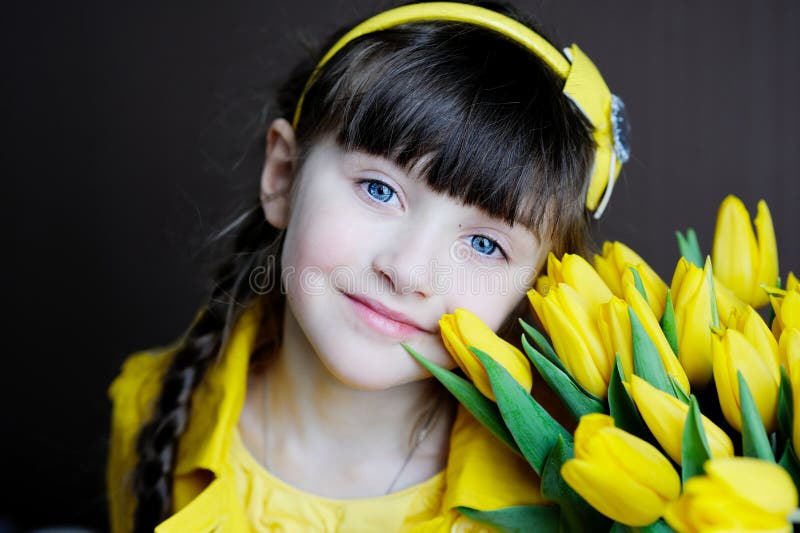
[[131, 204, 285, 532]]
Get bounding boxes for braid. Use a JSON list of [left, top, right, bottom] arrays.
[[131, 204, 285, 532]]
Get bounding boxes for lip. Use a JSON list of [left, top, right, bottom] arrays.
[[344, 293, 431, 339]]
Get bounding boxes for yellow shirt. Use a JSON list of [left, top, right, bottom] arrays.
[[106, 299, 546, 532]]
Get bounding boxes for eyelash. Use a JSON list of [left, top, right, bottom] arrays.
[[356, 178, 508, 261]]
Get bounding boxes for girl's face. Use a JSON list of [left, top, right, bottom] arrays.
[[267, 133, 547, 390]]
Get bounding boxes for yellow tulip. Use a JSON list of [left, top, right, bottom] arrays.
[[622, 276, 691, 394], [664, 457, 798, 533], [729, 305, 780, 383], [779, 327, 800, 375], [528, 285, 611, 398], [780, 328, 800, 458], [789, 272, 800, 292], [630, 376, 733, 464], [712, 329, 780, 432], [439, 308, 532, 401], [597, 296, 634, 379], [670, 258, 714, 388], [595, 241, 668, 318], [769, 284, 800, 338], [712, 195, 779, 308], [714, 276, 748, 326], [534, 274, 551, 296], [561, 413, 681, 526], [792, 355, 800, 460], [546, 252, 613, 309]]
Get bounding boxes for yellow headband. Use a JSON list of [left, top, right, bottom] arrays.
[[292, 2, 630, 219]]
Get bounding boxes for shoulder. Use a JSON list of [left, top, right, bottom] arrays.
[[443, 406, 545, 512], [106, 344, 179, 533]]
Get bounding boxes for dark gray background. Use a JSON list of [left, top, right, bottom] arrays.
[[4, 0, 798, 530]]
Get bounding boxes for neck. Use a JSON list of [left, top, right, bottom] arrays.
[[242, 307, 456, 498]]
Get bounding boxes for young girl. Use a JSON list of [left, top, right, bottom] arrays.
[[106, 1, 628, 531]]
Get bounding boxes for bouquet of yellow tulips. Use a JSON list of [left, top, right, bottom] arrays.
[[405, 194, 800, 532]]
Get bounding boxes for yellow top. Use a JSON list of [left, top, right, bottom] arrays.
[[106, 298, 547, 532], [229, 425, 447, 531]]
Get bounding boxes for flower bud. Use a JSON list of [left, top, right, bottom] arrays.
[[561, 414, 681, 526], [712, 196, 779, 308], [711, 329, 780, 432], [528, 285, 610, 398], [664, 457, 798, 533], [595, 241, 668, 318], [630, 376, 733, 464], [440, 309, 532, 401], [670, 258, 714, 387]]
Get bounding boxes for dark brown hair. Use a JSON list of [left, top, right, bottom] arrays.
[[129, 2, 596, 530]]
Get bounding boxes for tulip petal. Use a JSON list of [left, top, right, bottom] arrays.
[[561, 459, 669, 527], [737, 306, 780, 383], [782, 290, 800, 330], [594, 254, 622, 296], [713, 195, 759, 305], [440, 314, 495, 399], [705, 457, 799, 516], [714, 277, 747, 327], [541, 293, 609, 397], [631, 376, 733, 465], [560, 253, 613, 308], [754, 200, 779, 308], [456, 309, 533, 394]]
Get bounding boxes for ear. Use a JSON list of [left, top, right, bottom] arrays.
[[260, 118, 297, 229]]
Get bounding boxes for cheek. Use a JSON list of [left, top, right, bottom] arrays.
[[281, 197, 362, 276], [445, 265, 531, 326]]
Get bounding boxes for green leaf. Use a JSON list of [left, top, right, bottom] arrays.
[[541, 436, 611, 533], [456, 505, 560, 533], [628, 267, 649, 304], [670, 376, 691, 405], [778, 366, 794, 441], [661, 290, 679, 356], [738, 371, 775, 462], [472, 347, 571, 474], [518, 319, 568, 374], [676, 228, 703, 267], [402, 343, 518, 453], [610, 521, 676, 533], [682, 395, 712, 483], [778, 441, 800, 492], [608, 355, 649, 437], [629, 308, 674, 396], [521, 334, 605, 419], [638, 519, 678, 533], [703, 256, 721, 329], [519, 319, 603, 403]]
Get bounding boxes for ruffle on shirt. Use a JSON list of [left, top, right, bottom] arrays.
[[228, 426, 447, 532]]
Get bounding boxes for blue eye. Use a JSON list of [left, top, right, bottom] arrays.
[[365, 180, 395, 203], [471, 235, 505, 258]]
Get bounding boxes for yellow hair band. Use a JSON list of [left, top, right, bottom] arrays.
[[292, 2, 630, 219]]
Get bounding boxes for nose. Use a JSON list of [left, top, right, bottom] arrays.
[[371, 223, 442, 298]]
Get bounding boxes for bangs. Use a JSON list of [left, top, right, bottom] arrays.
[[296, 21, 594, 245]]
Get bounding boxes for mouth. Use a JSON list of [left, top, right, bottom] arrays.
[[344, 293, 431, 340]]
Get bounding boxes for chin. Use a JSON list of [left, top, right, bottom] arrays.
[[317, 346, 435, 391]]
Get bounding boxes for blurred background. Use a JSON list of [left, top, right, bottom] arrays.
[[3, 0, 798, 530]]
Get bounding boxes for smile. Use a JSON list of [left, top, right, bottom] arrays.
[[344, 293, 430, 340]]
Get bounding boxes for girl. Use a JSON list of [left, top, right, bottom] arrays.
[[106, 1, 628, 531]]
